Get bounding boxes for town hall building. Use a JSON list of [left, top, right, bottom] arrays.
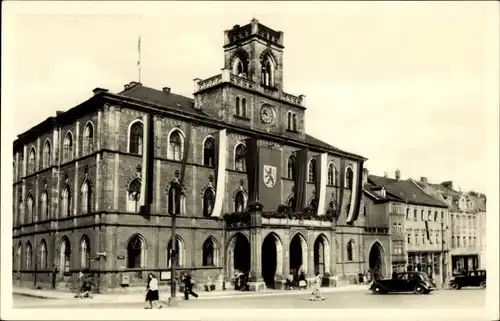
[[12, 19, 372, 292]]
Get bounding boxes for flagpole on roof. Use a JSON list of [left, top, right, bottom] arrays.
[[137, 16, 142, 84]]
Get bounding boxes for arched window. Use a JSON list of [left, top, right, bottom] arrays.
[[203, 137, 215, 167], [129, 121, 143, 155], [234, 144, 246, 171], [63, 132, 73, 162], [127, 179, 141, 213], [345, 167, 354, 189], [40, 191, 49, 221], [346, 240, 355, 261], [168, 183, 183, 216], [328, 163, 336, 186], [39, 240, 48, 269], [82, 123, 94, 156], [61, 186, 72, 217], [167, 236, 185, 268], [241, 98, 247, 118], [168, 130, 184, 161], [261, 57, 274, 87], [202, 237, 218, 266], [43, 141, 51, 168], [80, 236, 91, 269], [234, 191, 246, 213], [292, 113, 297, 131], [235, 97, 240, 116], [127, 235, 145, 268], [59, 237, 71, 273], [287, 112, 292, 130], [203, 188, 215, 217], [308, 159, 317, 183], [233, 55, 249, 78], [287, 156, 296, 179], [27, 195, 34, 223], [25, 242, 33, 269], [16, 243, 22, 272], [28, 147, 36, 174], [81, 181, 92, 214]]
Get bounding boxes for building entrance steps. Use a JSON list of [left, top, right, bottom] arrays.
[[13, 284, 369, 303]]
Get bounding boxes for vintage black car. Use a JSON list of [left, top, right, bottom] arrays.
[[370, 271, 436, 295], [449, 270, 486, 290]]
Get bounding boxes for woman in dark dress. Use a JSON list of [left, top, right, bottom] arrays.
[[145, 273, 162, 309]]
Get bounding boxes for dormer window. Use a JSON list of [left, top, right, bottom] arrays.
[[380, 187, 386, 198]]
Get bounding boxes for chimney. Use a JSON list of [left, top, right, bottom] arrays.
[[395, 169, 401, 181], [56, 111, 64, 116], [441, 181, 453, 190], [420, 177, 428, 184], [92, 87, 108, 96], [384, 171, 388, 178], [162, 87, 171, 93]]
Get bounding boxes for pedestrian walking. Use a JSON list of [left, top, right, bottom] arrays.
[[145, 273, 162, 309], [309, 272, 325, 301], [75, 272, 95, 299], [182, 272, 199, 300]]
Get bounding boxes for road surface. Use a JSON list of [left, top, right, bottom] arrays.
[[13, 288, 485, 309]]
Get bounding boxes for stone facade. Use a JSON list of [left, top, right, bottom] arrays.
[[12, 19, 367, 292]]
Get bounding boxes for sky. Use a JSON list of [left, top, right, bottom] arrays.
[[3, 1, 499, 194]]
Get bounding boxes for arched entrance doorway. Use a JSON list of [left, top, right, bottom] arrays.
[[232, 233, 250, 273], [314, 234, 330, 275], [289, 233, 308, 275], [369, 242, 386, 278], [261, 233, 283, 288]]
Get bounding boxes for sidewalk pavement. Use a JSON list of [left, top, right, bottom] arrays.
[[13, 284, 369, 304]]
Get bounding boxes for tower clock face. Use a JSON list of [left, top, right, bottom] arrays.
[[260, 104, 276, 124]]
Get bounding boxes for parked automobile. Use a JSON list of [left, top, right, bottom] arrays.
[[449, 270, 486, 290], [370, 271, 436, 295]]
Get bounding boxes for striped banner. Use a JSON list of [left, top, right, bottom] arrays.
[[139, 114, 150, 210], [336, 158, 346, 220], [212, 129, 227, 218], [315, 153, 328, 215], [293, 148, 309, 212], [347, 160, 365, 223]]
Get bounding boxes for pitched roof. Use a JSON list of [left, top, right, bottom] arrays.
[[305, 134, 349, 155], [368, 175, 448, 208], [118, 83, 216, 119], [116, 83, 365, 160]]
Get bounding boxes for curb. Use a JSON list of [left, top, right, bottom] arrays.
[[14, 286, 368, 305], [13, 292, 54, 300]]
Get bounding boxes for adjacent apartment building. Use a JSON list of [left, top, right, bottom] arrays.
[[364, 170, 450, 286], [416, 178, 487, 274]]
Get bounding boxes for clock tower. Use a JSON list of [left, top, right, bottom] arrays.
[[193, 19, 306, 140]]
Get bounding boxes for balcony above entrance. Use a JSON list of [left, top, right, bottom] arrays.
[[223, 204, 336, 230]]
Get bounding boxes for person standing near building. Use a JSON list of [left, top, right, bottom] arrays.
[[51, 265, 58, 290], [145, 273, 162, 309]]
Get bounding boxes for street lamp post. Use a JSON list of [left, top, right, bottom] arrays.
[[441, 221, 446, 287], [169, 124, 192, 306]]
